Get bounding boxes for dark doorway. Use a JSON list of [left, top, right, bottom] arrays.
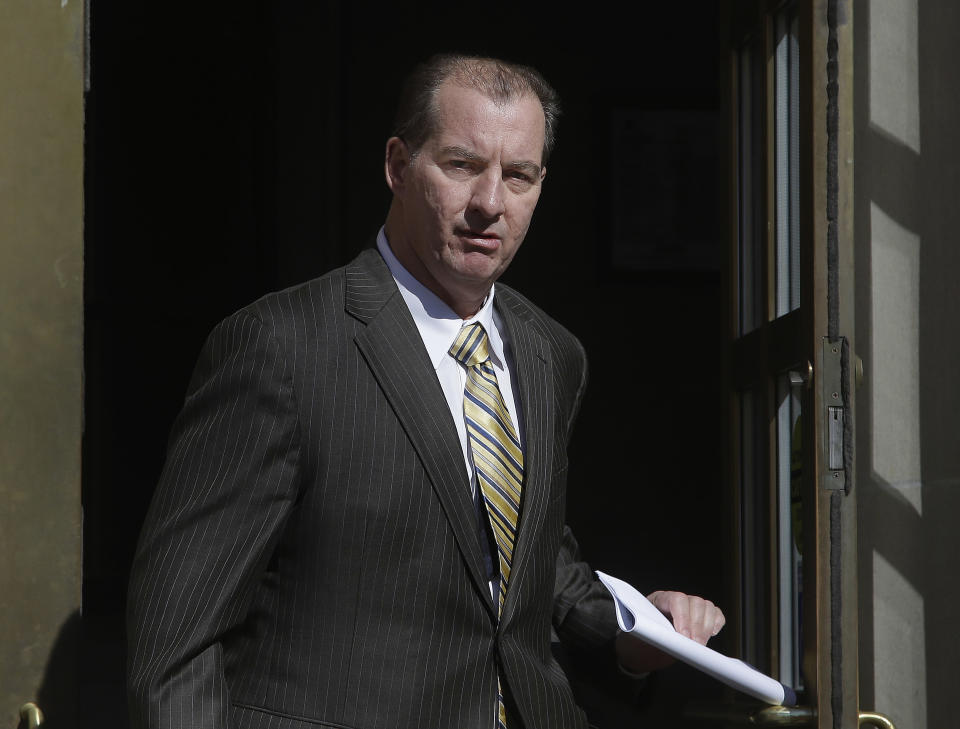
[[82, 3, 725, 726]]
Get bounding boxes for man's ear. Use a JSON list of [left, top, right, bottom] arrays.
[[385, 137, 410, 193], [540, 165, 547, 183]]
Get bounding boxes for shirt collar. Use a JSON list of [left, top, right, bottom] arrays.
[[376, 227, 507, 371]]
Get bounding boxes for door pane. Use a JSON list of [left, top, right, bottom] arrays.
[[776, 373, 803, 689], [738, 44, 765, 335], [739, 388, 771, 671], [774, 4, 801, 317]]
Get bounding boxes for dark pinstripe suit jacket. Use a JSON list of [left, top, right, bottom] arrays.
[[127, 248, 619, 729]]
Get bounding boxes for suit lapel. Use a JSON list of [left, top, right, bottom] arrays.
[[494, 289, 555, 625], [346, 249, 496, 618]]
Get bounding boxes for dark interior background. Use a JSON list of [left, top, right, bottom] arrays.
[[81, 3, 726, 727]]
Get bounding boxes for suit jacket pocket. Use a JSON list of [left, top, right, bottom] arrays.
[[232, 702, 358, 729]]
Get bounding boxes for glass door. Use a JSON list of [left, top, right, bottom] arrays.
[[705, 2, 870, 727]]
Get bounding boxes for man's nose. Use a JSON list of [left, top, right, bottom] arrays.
[[469, 169, 506, 219]]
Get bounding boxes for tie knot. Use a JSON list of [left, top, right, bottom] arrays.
[[449, 322, 490, 368]]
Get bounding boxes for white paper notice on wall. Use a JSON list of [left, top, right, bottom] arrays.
[[596, 571, 798, 706]]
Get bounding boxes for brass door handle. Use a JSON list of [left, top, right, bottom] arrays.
[[747, 706, 818, 726], [19, 703, 44, 728], [684, 703, 895, 728], [859, 711, 896, 729], [683, 702, 817, 726]]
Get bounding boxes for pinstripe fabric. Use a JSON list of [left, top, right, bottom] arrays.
[[127, 247, 620, 729]]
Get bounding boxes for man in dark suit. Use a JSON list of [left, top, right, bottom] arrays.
[[127, 54, 724, 729]]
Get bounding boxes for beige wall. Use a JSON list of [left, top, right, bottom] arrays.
[[854, 1, 960, 728], [0, 0, 85, 724]]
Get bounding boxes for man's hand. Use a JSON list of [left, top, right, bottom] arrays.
[[615, 591, 725, 674], [647, 590, 725, 644]]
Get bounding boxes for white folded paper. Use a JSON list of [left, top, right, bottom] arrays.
[[596, 571, 796, 706]]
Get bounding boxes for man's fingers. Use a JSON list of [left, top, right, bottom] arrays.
[[687, 597, 706, 639], [647, 590, 726, 645], [712, 609, 727, 636], [668, 593, 691, 637], [648, 590, 690, 637]]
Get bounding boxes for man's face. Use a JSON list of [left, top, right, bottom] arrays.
[[385, 81, 547, 316]]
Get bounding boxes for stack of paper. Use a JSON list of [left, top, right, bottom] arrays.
[[596, 571, 797, 706]]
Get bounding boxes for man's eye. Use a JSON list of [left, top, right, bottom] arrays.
[[506, 171, 534, 186]]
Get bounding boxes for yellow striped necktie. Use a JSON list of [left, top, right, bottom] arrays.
[[449, 322, 522, 729]]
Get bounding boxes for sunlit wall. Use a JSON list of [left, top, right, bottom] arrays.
[[855, 1, 960, 728]]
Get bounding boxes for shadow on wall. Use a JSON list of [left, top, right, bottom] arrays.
[[854, 1, 960, 729], [19, 609, 128, 729], [21, 612, 78, 729]]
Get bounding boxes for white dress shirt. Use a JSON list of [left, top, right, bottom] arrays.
[[376, 228, 525, 486]]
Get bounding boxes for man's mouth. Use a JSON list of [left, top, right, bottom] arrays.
[[458, 229, 502, 246]]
